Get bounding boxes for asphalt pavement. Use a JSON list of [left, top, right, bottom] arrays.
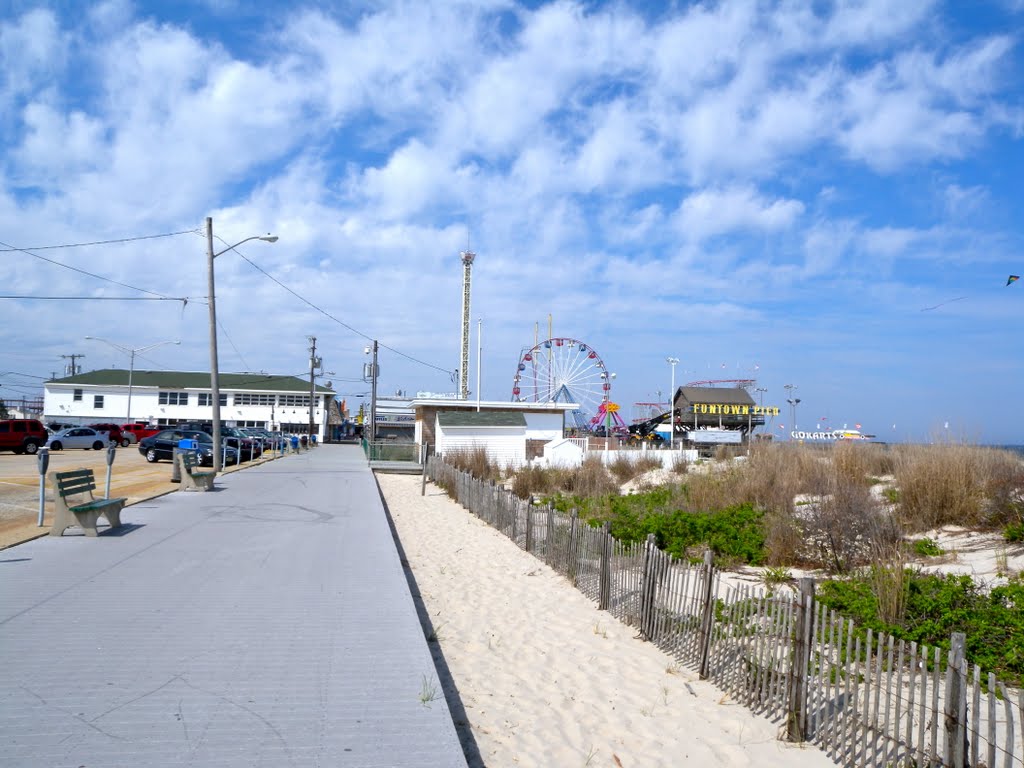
[[0, 444, 467, 767]]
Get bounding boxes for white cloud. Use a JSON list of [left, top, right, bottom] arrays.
[[0, 9, 63, 106], [675, 186, 805, 242]]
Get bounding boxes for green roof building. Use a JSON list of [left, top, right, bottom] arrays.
[[44, 369, 335, 438]]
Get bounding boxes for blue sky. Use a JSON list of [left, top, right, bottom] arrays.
[[1, 0, 1022, 444]]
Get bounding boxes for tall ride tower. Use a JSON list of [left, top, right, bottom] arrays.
[[459, 250, 476, 399]]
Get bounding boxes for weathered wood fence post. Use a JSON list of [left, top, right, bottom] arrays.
[[638, 533, 658, 640], [944, 631, 968, 767], [787, 577, 816, 742], [598, 521, 611, 611], [546, 504, 554, 565], [566, 511, 579, 584], [697, 549, 716, 679], [525, 496, 534, 553], [420, 443, 428, 495]]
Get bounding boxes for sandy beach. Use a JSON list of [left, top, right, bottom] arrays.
[[378, 473, 835, 768]]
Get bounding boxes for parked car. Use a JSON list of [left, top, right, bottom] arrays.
[[121, 422, 161, 443], [46, 426, 111, 451], [0, 419, 48, 455], [88, 423, 129, 447], [238, 427, 274, 451], [137, 429, 238, 466], [178, 422, 262, 461]]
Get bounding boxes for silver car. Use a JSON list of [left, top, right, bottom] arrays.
[[46, 427, 112, 451]]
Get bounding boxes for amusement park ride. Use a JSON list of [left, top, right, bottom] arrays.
[[511, 337, 616, 431], [510, 337, 765, 442]]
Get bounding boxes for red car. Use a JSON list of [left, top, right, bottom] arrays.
[[121, 422, 161, 444], [88, 423, 130, 447]]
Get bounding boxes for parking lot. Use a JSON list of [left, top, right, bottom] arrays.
[[0, 445, 279, 548]]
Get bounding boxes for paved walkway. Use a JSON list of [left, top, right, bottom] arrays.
[[0, 445, 467, 768]]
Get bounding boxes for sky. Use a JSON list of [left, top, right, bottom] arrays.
[[1, 0, 1022, 445]]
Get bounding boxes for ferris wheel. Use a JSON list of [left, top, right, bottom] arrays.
[[511, 337, 612, 429]]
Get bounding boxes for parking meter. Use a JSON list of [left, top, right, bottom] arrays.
[[37, 447, 49, 527], [105, 441, 117, 499]]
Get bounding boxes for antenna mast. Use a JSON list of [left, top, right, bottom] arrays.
[[459, 250, 476, 399]]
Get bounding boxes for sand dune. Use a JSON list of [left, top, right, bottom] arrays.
[[379, 473, 834, 768]]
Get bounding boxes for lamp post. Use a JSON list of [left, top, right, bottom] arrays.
[[784, 384, 800, 439], [666, 357, 679, 450], [364, 341, 379, 447], [755, 387, 767, 406], [85, 336, 180, 421], [207, 217, 278, 471]]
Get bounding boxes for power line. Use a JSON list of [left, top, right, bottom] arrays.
[[217, 235, 455, 376], [0, 296, 190, 301], [1, 230, 197, 301], [0, 229, 200, 251]]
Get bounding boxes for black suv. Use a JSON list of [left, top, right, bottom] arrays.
[[0, 419, 48, 455]]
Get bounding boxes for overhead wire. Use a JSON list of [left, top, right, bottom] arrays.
[[214, 234, 456, 377], [1, 229, 198, 302], [0, 296, 186, 301], [0, 229, 199, 251]]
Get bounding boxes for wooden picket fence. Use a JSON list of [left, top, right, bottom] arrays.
[[427, 457, 1024, 767]]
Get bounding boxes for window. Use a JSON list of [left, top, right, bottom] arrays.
[[233, 393, 275, 406], [94, 395, 104, 408], [198, 393, 227, 407], [73, 389, 83, 402], [158, 392, 189, 406], [279, 394, 310, 408]]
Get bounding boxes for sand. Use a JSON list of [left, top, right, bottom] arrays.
[[378, 473, 835, 768]]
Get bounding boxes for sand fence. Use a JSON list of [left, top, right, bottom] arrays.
[[427, 456, 1024, 768]]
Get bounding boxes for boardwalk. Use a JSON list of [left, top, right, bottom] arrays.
[[0, 445, 466, 768]]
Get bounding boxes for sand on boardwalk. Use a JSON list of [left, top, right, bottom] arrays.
[[378, 473, 834, 768]]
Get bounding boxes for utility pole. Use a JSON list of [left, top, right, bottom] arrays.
[[364, 341, 379, 444], [308, 336, 320, 440], [60, 354, 85, 377]]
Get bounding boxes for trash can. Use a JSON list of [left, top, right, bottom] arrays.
[[290, 435, 299, 451]]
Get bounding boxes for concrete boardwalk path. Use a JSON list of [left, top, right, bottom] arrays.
[[0, 445, 467, 768]]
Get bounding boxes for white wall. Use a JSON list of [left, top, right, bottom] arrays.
[[44, 384, 328, 439], [523, 411, 565, 441], [533, 445, 698, 469], [436, 426, 527, 468]]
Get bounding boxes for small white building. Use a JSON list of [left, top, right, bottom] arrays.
[[43, 369, 335, 440], [411, 397, 578, 467]]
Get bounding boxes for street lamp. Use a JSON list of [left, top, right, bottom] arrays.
[[784, 384, 800, 438], [207, 217, 278, 471], [85, 336, 180, 421], [666, 357, 679, 449], [755, 387, 767, 406], [364, 341, 379, 446]]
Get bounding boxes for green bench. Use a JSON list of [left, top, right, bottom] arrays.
[[177, 449, 216, 491], [51, 468, 127, 537]]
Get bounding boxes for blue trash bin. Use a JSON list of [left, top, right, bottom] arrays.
[[290, 436, 299, 450]]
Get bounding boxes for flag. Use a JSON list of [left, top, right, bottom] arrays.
[[1008, 275, 1020, 286]]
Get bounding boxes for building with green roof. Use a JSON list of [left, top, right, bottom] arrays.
[[43, 369, 335, 439]]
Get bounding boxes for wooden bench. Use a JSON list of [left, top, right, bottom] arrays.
[[177, 449, 216, 491], [51, 469, 127, 537]]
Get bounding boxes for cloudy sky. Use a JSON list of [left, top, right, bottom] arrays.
[[2, 0, 1022, 444]]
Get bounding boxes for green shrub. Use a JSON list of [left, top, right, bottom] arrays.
[[559, 486, 767, 565], [818, 571, 1024, 686], [1005, 522, 1024, 543], [911, 537, 944, 557]]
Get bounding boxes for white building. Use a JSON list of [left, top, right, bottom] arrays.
[[43, 369, 335, 440], [411, 397, 577, 467]]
